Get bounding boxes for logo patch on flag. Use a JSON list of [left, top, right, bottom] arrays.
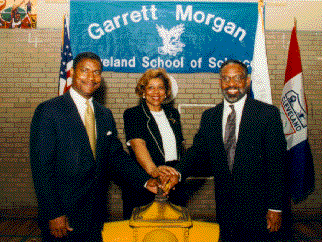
[[281, 90, 307, 135]]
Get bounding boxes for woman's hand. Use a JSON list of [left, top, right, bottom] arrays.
[[150, 166, 180, 194]]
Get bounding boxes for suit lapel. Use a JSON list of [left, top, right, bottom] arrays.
[[94, 102, 106, 162], [234, 97, 256, 169], [94, 101, 119, 163], [211, 102, 225, 149], [214, 102, 235, 174], [63, 92, 94, 161], [214, 103, 227, 159], [141, 102, 165, 157], [236, 97, 254, 146]]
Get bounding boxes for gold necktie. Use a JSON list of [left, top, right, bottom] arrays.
[[85, 100, 96, 159]]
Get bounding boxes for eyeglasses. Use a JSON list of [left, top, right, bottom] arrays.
[[220, 75, 246, 84]]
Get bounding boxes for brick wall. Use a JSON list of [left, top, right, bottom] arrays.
[[0, 29, 321, 221]]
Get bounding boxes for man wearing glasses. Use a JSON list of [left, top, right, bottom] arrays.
[[174, 59, 287, 242]]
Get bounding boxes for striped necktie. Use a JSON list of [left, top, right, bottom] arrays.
[[224, 105, 236, 171]]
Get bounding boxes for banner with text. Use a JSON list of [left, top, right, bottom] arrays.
[[70, 1, 258, 73]]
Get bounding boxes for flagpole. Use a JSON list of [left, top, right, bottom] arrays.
[[258, 0, 264, 32], [58, 15, 65, 96], [61, 14, 65, 47]]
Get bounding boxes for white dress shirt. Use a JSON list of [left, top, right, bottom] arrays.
[[69, 87, 97, 137], [150, 110, 178, 162], [222, 94, 247, 142]]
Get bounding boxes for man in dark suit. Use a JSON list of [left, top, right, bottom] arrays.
[[30, 52, 157, 242], [172, 60, 287, 242]]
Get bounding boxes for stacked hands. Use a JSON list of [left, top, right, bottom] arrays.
[[145, 165, 180, 196]]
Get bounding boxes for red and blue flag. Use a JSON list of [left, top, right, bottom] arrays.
[[280, 22, 315, 204]]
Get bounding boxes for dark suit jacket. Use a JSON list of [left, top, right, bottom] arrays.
[[177, 97, 287, 234], [123, 101, 185, 166], [30, 91, 149, 233]]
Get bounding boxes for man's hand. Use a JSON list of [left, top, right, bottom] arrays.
[[145, 178, 161, 194], [266, 210, 282, 232], [151, 165, 179, 178], [160, 173, 179, 194], [49, 215, 73, 238], [145, 172, 180, 196]]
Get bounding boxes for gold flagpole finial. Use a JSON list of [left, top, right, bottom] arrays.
[[294, 17, 297, 27], [258, 0, 265, 31], [61, 14, 66, 44]]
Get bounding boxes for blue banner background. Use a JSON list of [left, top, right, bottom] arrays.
[[70, 1, 258, 73]]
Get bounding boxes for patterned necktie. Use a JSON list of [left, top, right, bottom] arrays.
[[85, 100, 96, 159], [224, 105, 236, 172]]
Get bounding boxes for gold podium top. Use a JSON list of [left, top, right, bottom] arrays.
[[129, 193, 192, 228], [102, 192, 220, 242]]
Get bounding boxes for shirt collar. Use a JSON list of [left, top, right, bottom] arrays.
[[70, 87, 93, 106], [223, 94, 247, 111]]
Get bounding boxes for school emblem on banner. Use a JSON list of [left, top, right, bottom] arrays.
[[156, 24, 185, 56]]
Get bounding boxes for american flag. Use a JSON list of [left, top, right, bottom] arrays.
[[58, 16, 73, 96]]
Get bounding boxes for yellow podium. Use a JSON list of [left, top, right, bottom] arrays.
[[102, 193, 220, 242]]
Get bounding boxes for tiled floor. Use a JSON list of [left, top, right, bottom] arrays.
[[0, 218, 41, 242], [292, 220, 322, 242], [0, 218, 321, 241]]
